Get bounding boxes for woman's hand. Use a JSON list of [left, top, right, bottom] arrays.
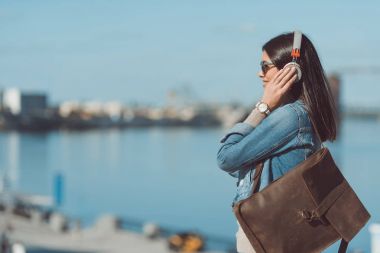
[[261, 67, 297, 111]]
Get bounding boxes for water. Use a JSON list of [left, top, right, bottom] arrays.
[[0, 117, 379, 253]]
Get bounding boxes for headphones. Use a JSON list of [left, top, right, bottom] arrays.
[[284, 31, 302, 82]]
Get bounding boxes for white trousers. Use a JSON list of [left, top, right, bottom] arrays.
[[236, 220, 256, 253]]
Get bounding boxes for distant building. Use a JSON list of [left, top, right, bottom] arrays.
[[327, 74, 341, 138], [1, 88, 47, 116], [0, 90, 3, 110]]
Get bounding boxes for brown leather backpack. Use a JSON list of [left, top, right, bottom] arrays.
[[233, 147, 370, 253]]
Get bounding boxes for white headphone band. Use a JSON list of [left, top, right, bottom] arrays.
[[291, 30, 302, 61]]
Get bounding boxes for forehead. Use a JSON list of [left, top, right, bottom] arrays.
[[261, 50, 271, 61]]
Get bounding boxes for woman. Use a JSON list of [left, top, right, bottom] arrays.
[[216, 31, 338, 253]]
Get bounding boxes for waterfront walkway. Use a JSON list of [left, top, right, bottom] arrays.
[[0, 212, 223, 253]]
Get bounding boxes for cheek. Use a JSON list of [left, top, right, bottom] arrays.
[[267, 69, 279, 80]]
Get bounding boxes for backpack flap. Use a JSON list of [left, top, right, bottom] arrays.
[[302, 149, 370, 242]]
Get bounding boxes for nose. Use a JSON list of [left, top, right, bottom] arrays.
[[257, 70, 264, 78]]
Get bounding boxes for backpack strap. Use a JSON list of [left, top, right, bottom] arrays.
[[338, 239, 348, 253], [251, 162, 264, 194]]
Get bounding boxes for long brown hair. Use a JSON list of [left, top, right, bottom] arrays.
[[263, 32, 338, 142]]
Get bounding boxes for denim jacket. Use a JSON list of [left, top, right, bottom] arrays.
[[216, 99, 322, 206]]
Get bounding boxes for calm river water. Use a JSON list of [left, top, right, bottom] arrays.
[[0, 117, 379, 252]]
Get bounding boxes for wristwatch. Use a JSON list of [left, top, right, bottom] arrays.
[[255, 101, 271, 116]]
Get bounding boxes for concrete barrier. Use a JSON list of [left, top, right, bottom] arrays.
[[370, 223, 380, 253], [94, 214, 122, 233], [49, 212, 68, 233], [143, 223, 161, 239]]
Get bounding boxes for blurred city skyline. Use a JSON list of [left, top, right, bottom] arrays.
[[1, 0, 379, 107]]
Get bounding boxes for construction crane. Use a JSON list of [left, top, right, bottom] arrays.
[[324, 66, 380, 138]]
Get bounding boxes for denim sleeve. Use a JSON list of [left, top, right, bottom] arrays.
[[216, 105, 300, 174], [219, 122, 255, 144], [217, 122, 255, 178]]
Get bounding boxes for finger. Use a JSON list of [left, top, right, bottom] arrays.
[[278, 67, 297, 87], [280, 74, 297, 92], [273, 67, 290, 83], [273, 67, 291, 84], [271, 68, 286, 83]]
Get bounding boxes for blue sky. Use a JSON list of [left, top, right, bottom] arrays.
[[1, 0, 379, 106]]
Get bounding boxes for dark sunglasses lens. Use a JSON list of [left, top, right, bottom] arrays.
[[261, 63, 268, 73], [260, 61, 273, 74], [261, 65, 267, 73]]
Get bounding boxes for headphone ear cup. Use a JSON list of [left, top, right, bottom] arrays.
[[284, 62, 302, 82]]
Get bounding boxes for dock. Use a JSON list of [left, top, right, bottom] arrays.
[[0, 210, 224, 253]]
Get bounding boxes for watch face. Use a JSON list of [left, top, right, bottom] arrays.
[[258, 103, 268, 112]]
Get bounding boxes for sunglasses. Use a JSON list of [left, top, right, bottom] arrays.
[[260, 60, 275, 74]]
